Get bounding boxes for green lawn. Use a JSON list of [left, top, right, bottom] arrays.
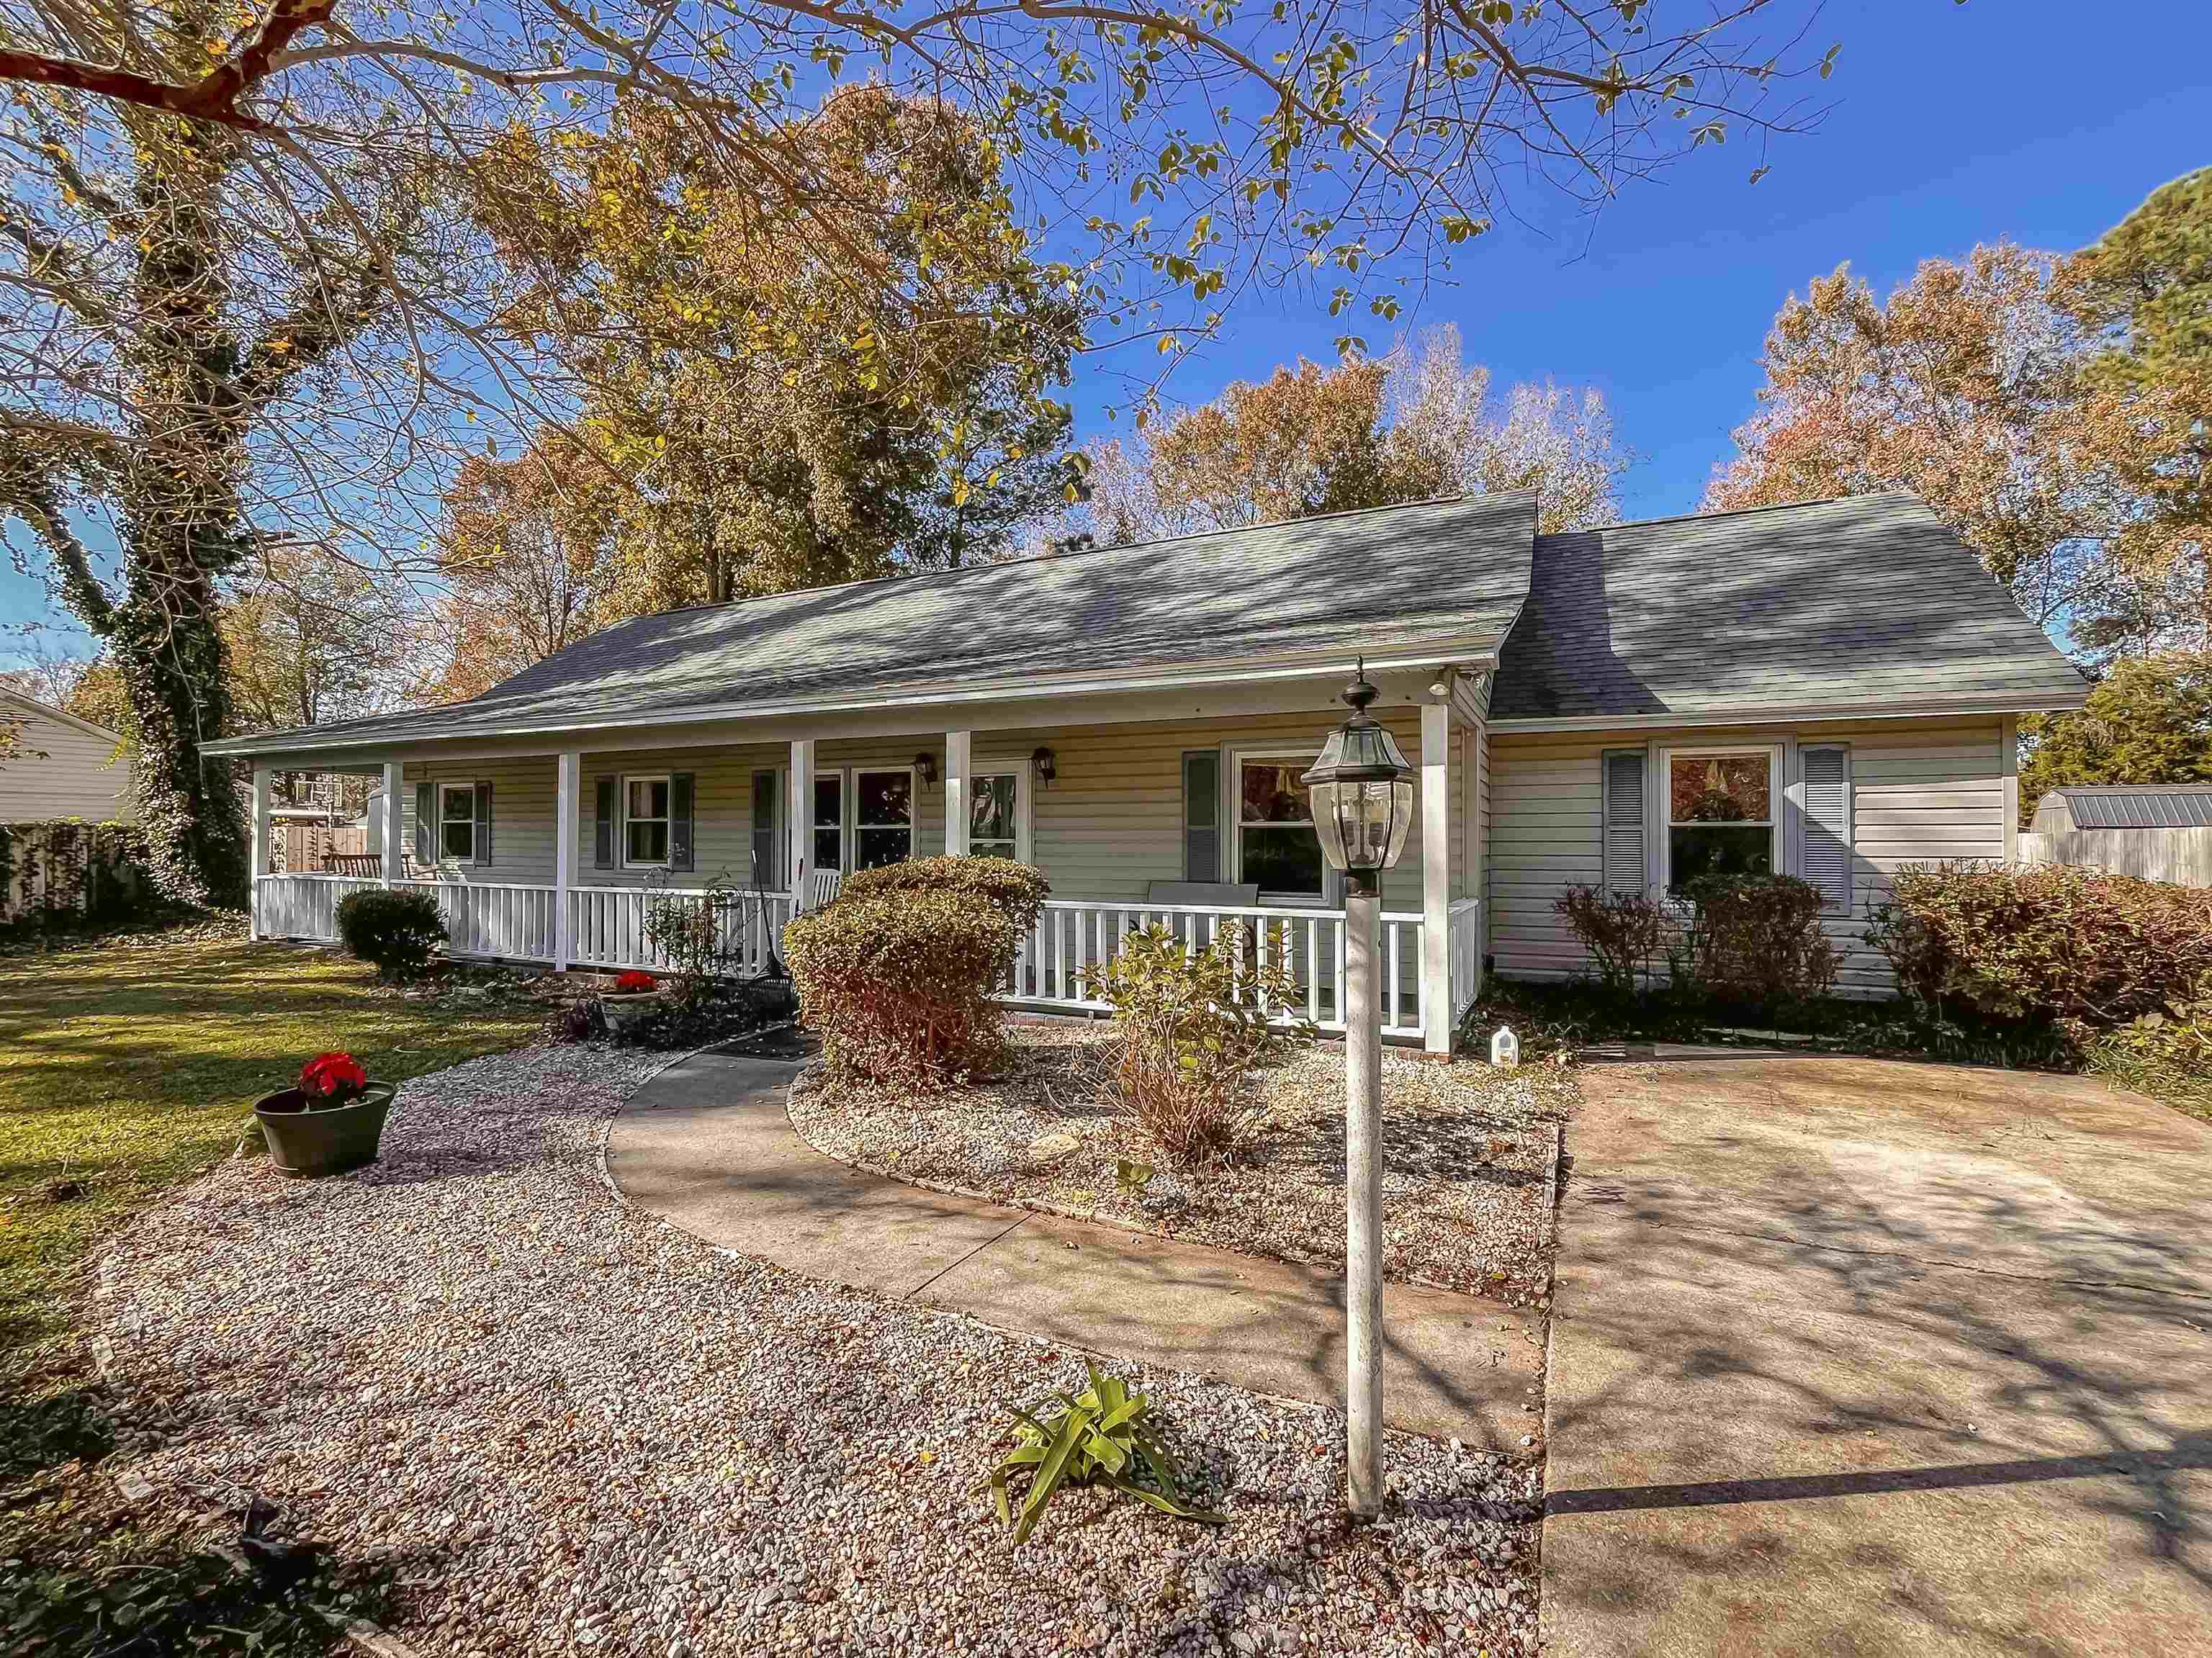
[[0, 924, 543, 1359]]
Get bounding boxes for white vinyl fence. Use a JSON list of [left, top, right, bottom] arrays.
[[2018, 829, 2212, 888]]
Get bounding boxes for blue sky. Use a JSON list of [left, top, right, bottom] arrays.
[[6, 0, 2209, 663]]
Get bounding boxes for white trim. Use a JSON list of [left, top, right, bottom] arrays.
[[619, 771, 674, 870], [1656, 744, 1784, 894], [436, 779, 481, 865], [1228, 745, 1333, 906], [2001, 716, 2020, 862], [851, 764, 919, 872], [555, 751, 580, 969], [808, 766, 845, 875], [943, 729, 973, 859], [1419, 700, 1452, 1055], [202, 641, 1505, 758], [1491, 693, 2085, 733]]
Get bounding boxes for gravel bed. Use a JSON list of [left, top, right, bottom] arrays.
[[789, 1024, 1574, 1305], [99, 1040, 1543, 1657]]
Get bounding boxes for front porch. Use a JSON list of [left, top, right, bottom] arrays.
[[243, 690, 1494, 1051], [251, 873, 1479, 1044]]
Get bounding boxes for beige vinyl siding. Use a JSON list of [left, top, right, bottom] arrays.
[[401, 757, 560, 883], [0, 703, 132, 821], [1487, 718, 2005, 995]]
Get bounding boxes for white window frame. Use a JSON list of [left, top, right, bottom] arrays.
[[967, 762, 1033, 863], [1657, 743, 1784, 893], [807, 769, 846, 875], [852, 765, 919, 872], [436, 780, 479, 865], [620, 771, 675, 870], [1228, 746, 1336, 907]]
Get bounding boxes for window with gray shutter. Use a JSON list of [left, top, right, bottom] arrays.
[[1601, 749, 1646, 896], [670, 772, 696, 871], [1182, 751, 1220, 881], [751, 770, 780, 888], [473, 781, 493, 865], [1800, 746, 1853, 909], [414, 780, 433, 865]]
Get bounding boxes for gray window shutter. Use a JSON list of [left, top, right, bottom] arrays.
[[593, 776, 616, 869], [1801, 746, 1853, 910], [414, 781, 433, 865], [473, 781, 493, 865], [1182, 751, 1220, 881], [670, 772, 696, 872], [1601, 749, 1646, 896], [750, 770, 779, 888]]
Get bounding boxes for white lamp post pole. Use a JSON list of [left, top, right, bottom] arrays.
[[1300, 658, 1416, 1522], [1343, 865, 1385, 1516]]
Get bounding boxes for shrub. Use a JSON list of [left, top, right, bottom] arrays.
[[982, 1361, 1225, 1544], [1866, 862, 2212, 1026], [783, 858, 1045, 1087], [333, 888, 446, 982], [2085, 974, 2212, 1112], [642, 874, 745, 1009], [1083, 920, 1313, 1168], [838, 854, 1050, 932], [1553, 885, 1669, 997], [1675, 874, 1838, 1006]]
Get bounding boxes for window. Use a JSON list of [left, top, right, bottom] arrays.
[[1236, 755, 1325, 900], [855, 768, 914, 870], [751, 769, 783, 888], [624, 775, 672, 867], [1665, 749, 1778, 893], [968, 772, 1022, 860], [438, 783, 476, 862], [811, 774, 843, 873]]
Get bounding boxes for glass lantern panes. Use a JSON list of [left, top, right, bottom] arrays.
[[1667, 752, 1773, 891]]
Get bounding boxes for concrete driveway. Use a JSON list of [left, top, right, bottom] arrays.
[[1542, 1050, 2212, 1657]]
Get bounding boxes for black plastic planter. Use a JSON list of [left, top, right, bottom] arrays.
[[253, 1083, 396, 1178]]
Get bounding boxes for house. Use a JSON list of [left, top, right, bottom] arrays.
[[0, 690, 132, 821], [207, 489, 2087, 1047], [2022, 785, 2212, 887]]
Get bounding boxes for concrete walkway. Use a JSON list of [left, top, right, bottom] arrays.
[[1542, 1049, 2212, 1657], [605, 1040, 1545, 1447]]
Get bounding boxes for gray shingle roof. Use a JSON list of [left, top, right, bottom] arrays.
[[1489, 492, 2087, 721], [2044, 786, 2212, 829], [210, 491, 1538, 756]]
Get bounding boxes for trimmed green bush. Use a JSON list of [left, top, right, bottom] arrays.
[[1866, 862, 2212, 1026], [783, 857, 1048, 1087], [334, 888, 446, 983], [1675, 874, 1838, 1006]]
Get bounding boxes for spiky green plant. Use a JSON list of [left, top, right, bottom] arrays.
[[981, 1362, 1226, 1544]]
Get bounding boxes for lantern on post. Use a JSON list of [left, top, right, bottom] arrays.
[[1300, 659, 1415, 1519]]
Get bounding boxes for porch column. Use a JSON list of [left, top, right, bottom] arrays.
[[1420, 699, 1452, 1055], [380, 760, 404, 886], [248, 768, 271, 939], [944, 729, 972, 857], [555, 750, 580, 970], [788, 737, 815, 892]]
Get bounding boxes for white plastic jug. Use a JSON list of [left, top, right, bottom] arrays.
[[1491, 1027, 1521, 1068]]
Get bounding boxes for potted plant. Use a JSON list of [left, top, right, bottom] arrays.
[[598, 970, 665, 1034], [253, 1052, 396, 1178]]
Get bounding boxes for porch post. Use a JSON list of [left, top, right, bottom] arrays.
[[944, 729, 972, 857], [248, 768, 271, 939], [788, 738, 815, 893], [380, 760, 404, 887], [1420, 698, 1452, 1055], [555, 750, 580, 970]]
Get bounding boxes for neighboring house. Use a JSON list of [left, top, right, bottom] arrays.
[[0, 689, 132, 821], [2021, 785, 2212, 888], [208, 490, 2086, 1047]]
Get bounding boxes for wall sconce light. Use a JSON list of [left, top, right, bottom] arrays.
[[1031, 746, 1057, 786], [914, 752, 938, 787]]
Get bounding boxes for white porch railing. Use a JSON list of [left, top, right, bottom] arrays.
[[1004, 898, 1429, 1040], [248, 878, 1436, 1042], [1447, 896, 1484, 1027]]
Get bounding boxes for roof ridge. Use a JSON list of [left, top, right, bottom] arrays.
[[634, 488, 1523, 623], [1542, 490, 1916, 538]]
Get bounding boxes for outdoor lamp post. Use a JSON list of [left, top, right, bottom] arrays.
[[1300, 659, 1416, 1518]]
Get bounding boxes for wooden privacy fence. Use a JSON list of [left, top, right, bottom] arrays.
[[275, 820, 367, 873], [2018, 828, 2212, 888], [1, 819, 147, 925]]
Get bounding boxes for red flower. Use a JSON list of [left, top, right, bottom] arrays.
[[614, 970, 659, 994], [300, 1051, 368, 1102]]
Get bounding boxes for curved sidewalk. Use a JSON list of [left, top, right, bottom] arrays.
[[606, 1042, 1545, 1448]]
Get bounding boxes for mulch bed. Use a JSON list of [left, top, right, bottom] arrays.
[[788, 1023, 1576, 1307]]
